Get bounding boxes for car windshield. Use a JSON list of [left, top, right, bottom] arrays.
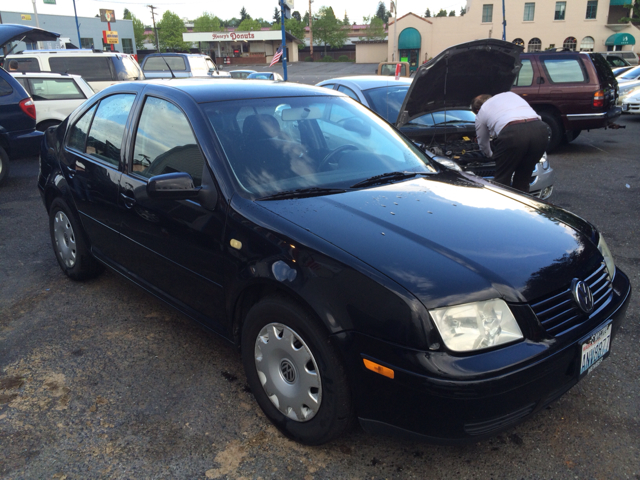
[[201, 95, 435, 197], [362, 85, 410, 123], [407, 109, 477, 126]]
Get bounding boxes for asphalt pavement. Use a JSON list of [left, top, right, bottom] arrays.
[[0, 70, 638, 479]]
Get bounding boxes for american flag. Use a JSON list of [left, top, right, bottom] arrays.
[[270, 47, 283, 67]]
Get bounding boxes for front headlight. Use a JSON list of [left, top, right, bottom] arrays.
[[539, 152, 549, 170], [597, 233, 616, 280], [430, 299, 523, 352]]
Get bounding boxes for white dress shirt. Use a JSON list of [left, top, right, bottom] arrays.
[[475, 92, 541, 157]]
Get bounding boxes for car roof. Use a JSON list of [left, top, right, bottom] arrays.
[[112, 79, 342, 103], [10, 71, 82, 79], [319, 76, 412, 90]]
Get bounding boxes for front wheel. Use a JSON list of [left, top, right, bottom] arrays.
[[0, 146, 9, 186], [241, 296, 353, 445], [49, 198, 103, 280]]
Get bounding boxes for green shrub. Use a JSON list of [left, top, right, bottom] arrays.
[[337, 55, 351, 62], [321, 55, 334, 62], [304, 56, 313, 62]]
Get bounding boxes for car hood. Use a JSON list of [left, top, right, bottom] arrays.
[[0, 24, 59, 49], [258, 177, 599, 309], [397, 39, 522, 127]]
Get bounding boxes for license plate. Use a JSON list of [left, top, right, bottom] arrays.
[[579, 323, 612, 377]]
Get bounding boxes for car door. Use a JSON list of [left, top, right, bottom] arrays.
[[61, 93, 136, 260], [511, 57, 541, 101], [537, 54, 592, 114], [117, 93, 227, 327]]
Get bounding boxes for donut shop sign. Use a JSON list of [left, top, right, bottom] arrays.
[[183, 31, 284, 42]]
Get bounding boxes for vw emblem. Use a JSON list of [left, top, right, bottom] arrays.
[[280, 359, 296, 384], [572, 279, 594, 314]]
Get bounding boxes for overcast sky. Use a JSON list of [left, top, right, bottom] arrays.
[[8, 0, 468, 26]]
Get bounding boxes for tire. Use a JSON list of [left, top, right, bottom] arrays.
[[0, 146, 9, 187], [49, 198, 103, 280], [538, 111, 563, 152], [36, 120, 61, 132], [241, 296, 353, 445], [564, 129, 582, 143]]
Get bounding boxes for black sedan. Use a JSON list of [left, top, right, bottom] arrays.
[[38, 78, 631, 445]]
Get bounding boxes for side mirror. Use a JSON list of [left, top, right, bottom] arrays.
[[147, 172, 200, 200]]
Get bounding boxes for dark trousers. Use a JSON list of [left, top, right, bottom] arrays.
[[492, 120, 548, 193]]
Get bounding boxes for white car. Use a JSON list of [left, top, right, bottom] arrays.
[[621, 86, 640, 114], [10, 71, 94, 131]]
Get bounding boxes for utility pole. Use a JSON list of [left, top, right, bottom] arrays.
[[392, 0, 397, 62], [308, 0, 313, 59], [148, 5, 160, 52]]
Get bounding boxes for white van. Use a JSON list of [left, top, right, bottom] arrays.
[[5, 50, 143, 92]]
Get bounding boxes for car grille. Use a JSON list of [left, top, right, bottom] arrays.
[[529, 263, 612, 337]]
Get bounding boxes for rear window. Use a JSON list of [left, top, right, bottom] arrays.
[[541, 57, 587, 83], [27, 78, 86, 100], [143, 56, 187, 71], [48, 57, 114, 82], [362, 85, 410, 123], [11, 57, 41, 72], [112, 55, 143, 80]]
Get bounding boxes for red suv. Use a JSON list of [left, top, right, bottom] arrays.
[[512, 51, 620, 151]]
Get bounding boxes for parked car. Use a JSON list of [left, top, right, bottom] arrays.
[[246, 72, 283, 81], [604, 54, 630, 68], [512, 50, 620, 151], [612, 66, 634, 76], [376, 62, 411, 77], [616, 65, 640, 84], [11, 71, 94, 131], [38, 73, 631, 445], [621, 85, 640, 114], [140, 53, 230, 79], [6, 49, 143, 93], [599, 50, 639, 66], [316, 75, 554, 200], [229, 69, 257, 79]]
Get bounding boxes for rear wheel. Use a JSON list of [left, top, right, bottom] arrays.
[[564, 129, 582, 143], [241, 296, 353, 445], [0, 146, 9, 186], [49, 198, 103, 280], [539, 111, 563, 152]]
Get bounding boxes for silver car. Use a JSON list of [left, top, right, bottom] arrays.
[[317, 75, 555, 200]]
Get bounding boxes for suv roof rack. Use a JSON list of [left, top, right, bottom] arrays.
[[19, 49, 105, 54]]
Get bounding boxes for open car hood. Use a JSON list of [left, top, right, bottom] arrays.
[[0, 24, 60, 49], [396, 39, 522, 127]]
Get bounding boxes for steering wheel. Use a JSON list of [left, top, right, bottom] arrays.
[[319, 144, 359, 171]]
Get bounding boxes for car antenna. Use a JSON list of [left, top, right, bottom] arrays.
[[159, 53, 176, 79]]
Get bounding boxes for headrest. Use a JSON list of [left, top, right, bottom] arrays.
[[243, 114, 280, 140]]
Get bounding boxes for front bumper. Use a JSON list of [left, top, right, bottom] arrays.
[[333, 268, 631, 444]]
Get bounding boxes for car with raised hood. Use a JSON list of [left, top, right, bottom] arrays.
[[38, 68, 631, 445], [1, 24, 58, 185], [318, 40, 554, 199]]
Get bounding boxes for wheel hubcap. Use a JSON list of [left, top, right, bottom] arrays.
[[53, 211, 77, 268], [254, 323, 322, 422]]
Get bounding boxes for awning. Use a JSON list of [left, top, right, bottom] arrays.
[[398, 28, 421, 50], [605, 32, 636, 46], [609, 0, 631, 5]]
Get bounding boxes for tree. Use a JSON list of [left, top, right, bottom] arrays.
[[359, 16, 385, 41], [375, 1, 391, 23], [237, 18, 261, 31], [312, 6, 348, 55], [271, 18, 306, 48], [343, 13, 350, 25], [460, 7, 466, 16], [240, 7, 250, 22], [620, 1, 640, 23], [303, 11, 310, 25], [449, 10, 455, 16], [131, 15, 146, 50], [435, 9, 448, 17], [193, 12, 222, 32], [123, 8, 132, 20], [292, 11, 302, 22], [273, 7, 281, 24], [425, 8, 431, 17], [156, 11, 189, 52]]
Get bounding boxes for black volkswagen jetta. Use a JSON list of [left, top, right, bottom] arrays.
[[38, 66, 631, 445]]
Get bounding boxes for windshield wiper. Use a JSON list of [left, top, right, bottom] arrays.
[[350, 171, 430, 189], [257, 187, 347, 201]]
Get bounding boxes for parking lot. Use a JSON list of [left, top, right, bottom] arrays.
[[0, 71, 639, 478]]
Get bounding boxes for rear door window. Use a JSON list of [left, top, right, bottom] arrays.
[[67, 104, 97, 152], [12, 57, 41, 72], [337, 85, 359, 102], [84, 94, 135, 167], [49, 57, 115, 82], [0, 76, 13, 96], [27, 78, 86, 100], [541, 56, 587, 83], [514, 59, 534, 86]]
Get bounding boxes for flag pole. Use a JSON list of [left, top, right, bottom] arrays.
[[280, 0, 288, 81]]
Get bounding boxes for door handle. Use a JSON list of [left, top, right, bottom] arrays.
[[120, 192, 136, 209]]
